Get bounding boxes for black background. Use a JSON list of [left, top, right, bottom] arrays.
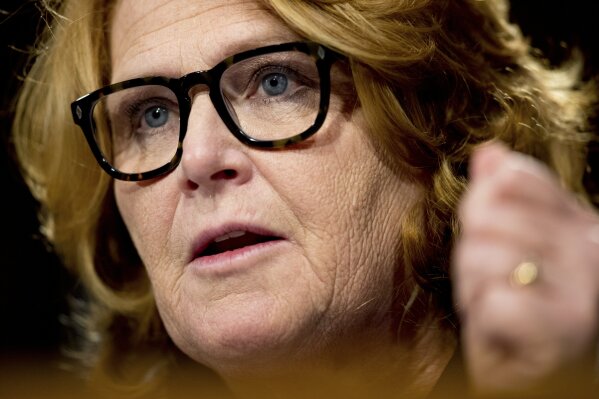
[[0, 1, 598, 358]]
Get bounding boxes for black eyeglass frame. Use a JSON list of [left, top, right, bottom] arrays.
[[71, 41, 340, 181]]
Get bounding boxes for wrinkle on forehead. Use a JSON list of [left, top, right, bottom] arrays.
[[110, 0, 300, 81]]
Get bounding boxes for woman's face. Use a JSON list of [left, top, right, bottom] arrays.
[[112, 0, 420, 375]]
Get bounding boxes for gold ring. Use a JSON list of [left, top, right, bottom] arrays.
[[511, 261, 539, 287]]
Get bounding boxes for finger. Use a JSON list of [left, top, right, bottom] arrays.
[[465, 144, 576, 216], [460, 201, 562, 252], [454, 221, 594, 321], [452, 238, 522, 309], [459, 195, 599, 299], [463, 276, 599, 393], [462, 284, 561, 391], [469, 141, 510, 182], [456, 193, 565, 309]]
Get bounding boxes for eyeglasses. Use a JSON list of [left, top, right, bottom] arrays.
[[71, 42, 340, 181]]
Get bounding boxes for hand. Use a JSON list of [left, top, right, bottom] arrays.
[[453, 142, 599, 396]]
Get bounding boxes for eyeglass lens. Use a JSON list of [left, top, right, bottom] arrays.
[[92, 50, 322, 175]]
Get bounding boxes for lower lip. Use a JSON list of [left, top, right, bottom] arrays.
[[188, 239, 287, 275]]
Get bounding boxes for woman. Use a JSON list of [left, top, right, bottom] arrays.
[[12, 0, 599, 397]]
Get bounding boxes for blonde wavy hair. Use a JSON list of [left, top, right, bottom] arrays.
[[12, 0, 595, 384]]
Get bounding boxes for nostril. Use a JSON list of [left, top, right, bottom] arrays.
[[186, 181, 199, 190], [211, 169, 238, 180]]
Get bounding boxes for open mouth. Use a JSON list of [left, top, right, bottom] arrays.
[[197, 230, 282, 258]]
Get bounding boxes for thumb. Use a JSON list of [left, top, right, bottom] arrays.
[[469, 141, 510, 182]]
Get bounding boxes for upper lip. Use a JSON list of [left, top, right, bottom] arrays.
[[190, 222, 285, 261]]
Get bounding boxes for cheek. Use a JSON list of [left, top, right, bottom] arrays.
[[261, 117, 420, 306], [113, 180, 180, 270]]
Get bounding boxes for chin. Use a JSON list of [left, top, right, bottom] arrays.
[[163, 289, 327, 375]]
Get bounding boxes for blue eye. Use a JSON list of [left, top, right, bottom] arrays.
[[144, 106, 169, 128], [261, 73, 288, 96]]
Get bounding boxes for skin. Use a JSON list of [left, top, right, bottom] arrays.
[[110, 0, 452, 396], [454, 143, 599, 395]]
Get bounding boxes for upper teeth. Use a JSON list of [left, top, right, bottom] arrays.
[[214, 230, 246, 243]]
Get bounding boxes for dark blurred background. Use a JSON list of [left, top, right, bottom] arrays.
[[0, 1, 68, 360], [0, 0, 598, 359]]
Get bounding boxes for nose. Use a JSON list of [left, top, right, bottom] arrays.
[[177, 94, 253, 194]]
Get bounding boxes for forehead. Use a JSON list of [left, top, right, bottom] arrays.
[[110, 0, 301, 82]]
